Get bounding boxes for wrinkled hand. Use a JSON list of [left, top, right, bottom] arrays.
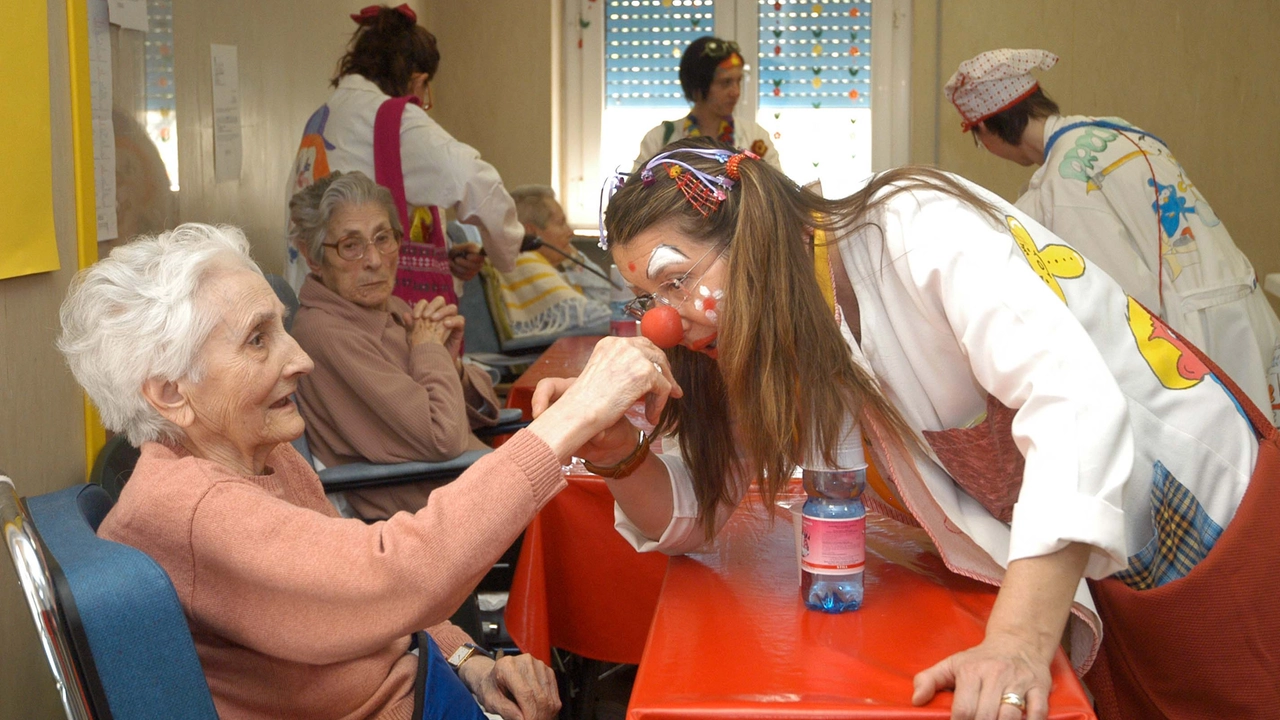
[[528, 336, 681, 463], [406, 297, 464, 354], [449, 242, 485, 282], [467, 654, 560, 720], [912, 632, 1053, 720]]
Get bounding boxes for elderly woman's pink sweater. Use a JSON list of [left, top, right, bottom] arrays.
[[98, 430, 565, 720]]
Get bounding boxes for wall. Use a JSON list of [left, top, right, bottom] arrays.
[[0, 0, 93, 716], [422, 0, 558, 189], [160, 0, 364, 274], [910, 0, 1280, 311]]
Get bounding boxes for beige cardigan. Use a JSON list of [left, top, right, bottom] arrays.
[[292, 275, 499, 469]]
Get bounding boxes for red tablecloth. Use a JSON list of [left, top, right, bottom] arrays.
[[504, 334, 667, 665], [505, 335, 604, 421], [626, 500, 1097, 719], [505, 473, 668, 665]]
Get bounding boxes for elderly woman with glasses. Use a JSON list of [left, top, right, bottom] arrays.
[[632, 35, 783, 173], [58, 223, 679, 720], [288, 170, 502, 519]]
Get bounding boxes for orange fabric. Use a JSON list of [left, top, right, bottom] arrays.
[[626, 505, 1095, 719], [1083, 335, 1280, 719]]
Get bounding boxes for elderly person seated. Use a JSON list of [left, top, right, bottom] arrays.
[[510, 185, 614, 306], [57, 222, 678, 720], [288, 171, 501, 519]]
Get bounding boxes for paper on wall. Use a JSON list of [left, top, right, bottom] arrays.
[[210, 44, 242, 183], [107, 0, 148, 32], [90, 0, 118, 241]]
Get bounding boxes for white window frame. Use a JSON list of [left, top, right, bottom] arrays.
[[560, 0, 913, 230]]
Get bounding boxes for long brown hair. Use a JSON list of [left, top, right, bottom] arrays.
[[605, 137, 1001, 539]]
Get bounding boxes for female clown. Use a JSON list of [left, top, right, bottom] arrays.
[[532, 138, 1279, 720]]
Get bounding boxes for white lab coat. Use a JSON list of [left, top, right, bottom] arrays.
[[284, 75, 523, 291], [615, 177, 1258, 669], [1016, 115, 1280, 423], [633, 114, 782, 172]]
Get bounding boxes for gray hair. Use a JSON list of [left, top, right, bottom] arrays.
[[288, 171, 401, 265], [57, 223, 262, 446], [509, 184, 557, 229]]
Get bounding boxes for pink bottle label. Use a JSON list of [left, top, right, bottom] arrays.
[[801, 515, 865, 575]]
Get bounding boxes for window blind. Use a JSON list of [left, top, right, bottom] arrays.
[[758, 1, 871, 109], [605, 0, 717, 108]]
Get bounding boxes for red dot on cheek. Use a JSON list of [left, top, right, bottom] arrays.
[[627, 262, 636, 272], [702, 297, 717, 312]]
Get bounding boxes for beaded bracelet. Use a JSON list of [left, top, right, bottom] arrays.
[[582, 430, 652, 479]]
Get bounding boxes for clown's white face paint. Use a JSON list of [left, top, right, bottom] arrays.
[[646, 244, 689, 279]]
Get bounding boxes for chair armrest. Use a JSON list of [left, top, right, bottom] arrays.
[[474, 409, 532, 438], [318, 448, 494, 492]]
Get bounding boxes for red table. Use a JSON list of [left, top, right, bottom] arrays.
[[625, 499, 1097, 719], [504, 334, 668, 665], [505, 334, 604, 421]]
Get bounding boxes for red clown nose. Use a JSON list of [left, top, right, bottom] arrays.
[[640, 305, 684, 349]]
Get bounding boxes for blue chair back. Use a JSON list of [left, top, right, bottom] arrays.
[[19, 482, 218, 719]]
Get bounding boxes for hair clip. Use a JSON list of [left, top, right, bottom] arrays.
[[350, 3, 416, 26], [597, 169, 629, 250]]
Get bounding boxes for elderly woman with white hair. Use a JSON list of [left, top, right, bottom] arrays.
[[289, 171, 500, 519], [57, 223, 681, 720]]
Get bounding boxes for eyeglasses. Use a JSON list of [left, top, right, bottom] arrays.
[[322, 228, 403, 262], [623, 243, 727, 320], [700, 39, 740, 60]]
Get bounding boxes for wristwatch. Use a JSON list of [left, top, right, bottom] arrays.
[[446, 642, 494, 671]]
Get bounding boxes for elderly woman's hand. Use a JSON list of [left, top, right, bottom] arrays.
[[406, 297, 464, 357], [457, 654, 560, 720], [526, 336, 681, 463]]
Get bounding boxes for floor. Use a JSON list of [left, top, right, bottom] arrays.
[[479, 592, 636, 720]]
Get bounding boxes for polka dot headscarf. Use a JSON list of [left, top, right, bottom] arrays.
[[943, 49, 1059, 132]]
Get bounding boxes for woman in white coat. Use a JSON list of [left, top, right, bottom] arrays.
[[944, 48, 1280, 425], [534, 138, 1280, 720], [285, 3, 523, 305]]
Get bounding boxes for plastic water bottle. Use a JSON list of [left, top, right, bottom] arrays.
[[800, 420, 867, 613], [609, 265, 638, 337]]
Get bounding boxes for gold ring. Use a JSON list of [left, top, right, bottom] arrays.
[[1000, 692, 1026, 712]]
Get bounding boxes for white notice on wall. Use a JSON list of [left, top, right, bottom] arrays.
[[89, 0, 118, 241], [107, 0, 148, 32], [210, 44, 242, 183]]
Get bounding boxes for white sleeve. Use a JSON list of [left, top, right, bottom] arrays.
[[397, 107, 522, 272], [891, 196, 1132, 577], [613, 443, 750, 556]]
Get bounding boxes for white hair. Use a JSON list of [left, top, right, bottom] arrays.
[[57, 223, 262, 446], [509, 184, 557, 228]]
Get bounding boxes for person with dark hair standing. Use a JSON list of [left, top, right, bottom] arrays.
[[285, 3, 523, 308], [945, 48, 1280, 424], [632, 36, 782, 172]]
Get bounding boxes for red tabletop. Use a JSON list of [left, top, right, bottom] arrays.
[[505, 334, 604, 421], [504, 334, 668, 665], [505, 472, 668, 665], [626, 499, 1097, 719]]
